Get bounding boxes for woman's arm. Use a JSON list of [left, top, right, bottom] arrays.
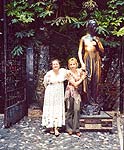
[[43, 72, 51, 88], [67, 71, 87, 88]]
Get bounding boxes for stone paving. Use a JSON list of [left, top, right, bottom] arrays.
[[0, 112, 122, 150]]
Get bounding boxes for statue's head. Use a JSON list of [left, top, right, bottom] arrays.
[[86, 20, 98, 36]]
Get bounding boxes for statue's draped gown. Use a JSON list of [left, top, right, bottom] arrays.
[[82, 34, 104, 103]]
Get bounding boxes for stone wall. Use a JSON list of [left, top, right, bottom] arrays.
[[35, 45, 49, 109]]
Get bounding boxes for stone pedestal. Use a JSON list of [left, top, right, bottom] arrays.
[[80, 111, 113, 132]]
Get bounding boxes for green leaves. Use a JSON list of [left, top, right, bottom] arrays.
[[97, 26, 109, 36], [83, 0, 98, 10], [11, 45, 24, 56], [6, 1, 34, 23], [39, 10, 54, 18], [72, 21, 85, 29], [6, 0, 55, 24], [15, 30, 35, 39], [112, 27, 124, 36], [51, 16, 80, 27], [6, 0, 124, 56], [16, 12, 34, 23]]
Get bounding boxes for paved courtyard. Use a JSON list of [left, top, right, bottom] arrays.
[[0, 109, 123, 150]]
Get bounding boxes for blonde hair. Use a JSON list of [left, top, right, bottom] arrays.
[[68, 57, 78, 69]]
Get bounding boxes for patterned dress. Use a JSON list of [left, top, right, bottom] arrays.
[[65, 69, 82, 105], [42, 68, 67, 128]]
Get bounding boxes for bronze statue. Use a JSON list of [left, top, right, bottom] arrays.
[[78, 20, 104, 115]]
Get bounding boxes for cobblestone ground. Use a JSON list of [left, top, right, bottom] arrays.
[[0, 112, 122, 150]]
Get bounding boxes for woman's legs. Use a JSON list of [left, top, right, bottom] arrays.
[[65, 97, 74, 134], [66, 97, 81, 136], [73, 101, 80, 133], [54, 118, 60, 136]]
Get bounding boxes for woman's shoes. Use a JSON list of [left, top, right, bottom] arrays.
[[50, 128, 80, 137], [50, 130, 54, 134], [50, 128, 60, 136], [67, 131, 72, 135], [50, 128, 54, 134], [55, 128, 60, 137], [76, 132, 81, 137], [67, 130, 81, 137]]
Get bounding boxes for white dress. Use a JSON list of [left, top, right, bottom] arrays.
[[42, 68, 67, 128]]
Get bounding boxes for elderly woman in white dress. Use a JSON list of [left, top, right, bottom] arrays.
[[42, 59, 67, 136]]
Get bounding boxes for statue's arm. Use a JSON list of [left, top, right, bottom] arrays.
[[78, 38, 85, 70], [96, 37, 104, 53]]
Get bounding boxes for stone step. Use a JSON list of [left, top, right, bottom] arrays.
[[80, 111, 113, 131]]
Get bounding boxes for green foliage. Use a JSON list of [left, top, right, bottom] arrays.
[[113, 27, 124, 36], [6, 0, 124, 56], [6, 0, 55, 23], [51, 16, 79, 26], [11, 45, 24, 56], [90, 0, 124, 47], [6, 1, 35, 23], [15, 29, 35, 38], [83, 0, 98, 10], [97, 26, 109, 36]]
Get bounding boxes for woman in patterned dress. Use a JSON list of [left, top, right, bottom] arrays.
[[42, 59, 67, 136], [65, 58, 87, 137]]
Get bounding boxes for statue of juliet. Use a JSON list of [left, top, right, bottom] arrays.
[[78, 20, 104, 115]]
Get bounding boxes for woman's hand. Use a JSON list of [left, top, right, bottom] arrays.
[[81, 71, 87, 80]]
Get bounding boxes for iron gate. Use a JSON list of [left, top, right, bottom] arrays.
[[3, 0, 27, 127]]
